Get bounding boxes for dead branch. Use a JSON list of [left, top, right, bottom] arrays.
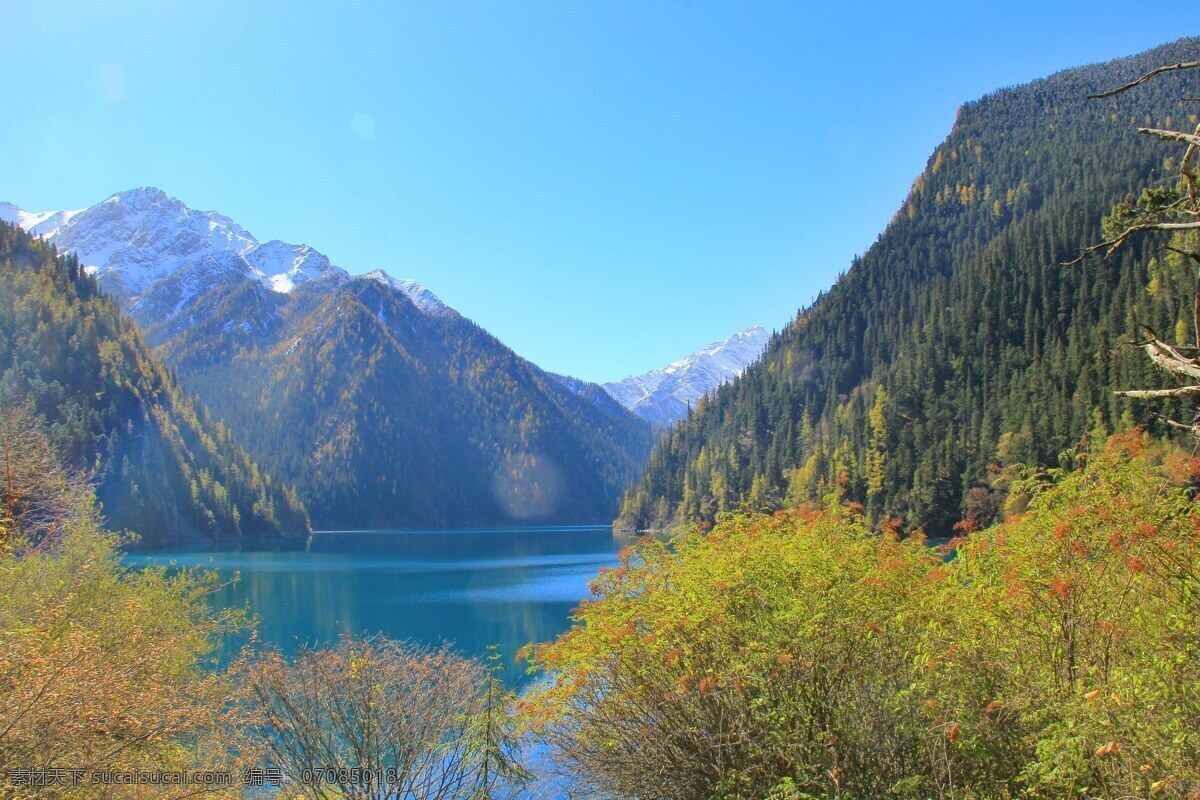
[[1126, 221, 1200, 233], [1116, 385, 1200, 399], [1088, 61, 1200, 99], [1139, 127, 1200, 148], [1139, 336, 1200, 381], [1062, 222, 1200, 265], [1166, 246, 1200, 265], [1078, 62, 1200, 434], [1158, 416, 1200, 434], [1061, 240, 1118, 267]]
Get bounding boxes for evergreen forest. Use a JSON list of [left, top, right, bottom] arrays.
[[619, 38, 1200, 534], [0, 222, 308, 545]]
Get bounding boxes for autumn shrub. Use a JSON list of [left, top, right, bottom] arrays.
[[921, 432, 1200, 799], [521, 506, 942, 799], [0, 404, 94, 556], [242, 635, 529, 800], [0, 409, 253, 799], [524, 433, 1200, 800]]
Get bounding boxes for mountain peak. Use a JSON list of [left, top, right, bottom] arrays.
[[3, 189, 463, 328], [0, 201, 86, 238], [361, 267, 402, 288], [693, 325, 768, 361], [105, 186, 170, 207], [0, 188, 364, 300], [245, 239, 345, 293], [23, 187, 259, 295], [358, 269, 453, 317], [603, 325, 770, 425]]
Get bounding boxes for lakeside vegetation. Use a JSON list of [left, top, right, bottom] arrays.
[[0, 408, 255, 797], [527, 433, 1200, 798], [0, 413, 529, 799], [6, 404, 1200, 799]]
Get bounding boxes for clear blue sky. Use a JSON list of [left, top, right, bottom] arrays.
[[0, 2, 1192, 382]]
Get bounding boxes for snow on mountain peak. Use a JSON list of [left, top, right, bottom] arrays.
[[361, 267, 403, 289], [0, 189, 353, 299], [359, 269, 453, 317], [4, 189, 468, 336], [0, 201, 85, 238], [680, 325, 769, 373], [104, 186, 170, 208], [603, 325, 770, 426], [20, 187, 262, 295], [245, 240, 345, 293]]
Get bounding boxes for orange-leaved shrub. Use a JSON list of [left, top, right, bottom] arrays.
[[522, 432, 1200, 800], [521, 505, 941, 799], [920, 432, 1200, 799], [0, 407, 254, 799]]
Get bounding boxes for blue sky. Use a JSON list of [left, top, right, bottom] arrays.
[[0, 2, 1193, 382]]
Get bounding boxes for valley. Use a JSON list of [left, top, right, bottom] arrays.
[[3, 14, 1199, 799]]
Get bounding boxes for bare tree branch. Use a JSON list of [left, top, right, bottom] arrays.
[[1139, 127, 1200, 147], [1061, 240, 1118, 267], [0, 404, 97, 554], [1062, 222, 1200, 266], [1116, 385, 1200, 399], [1139, 336, 1200, 381], [1088, 61, 1200, 98], [1157, 416, 1200, 434], [1166, 246, 1200, 265], [243, 635, 530, 800]]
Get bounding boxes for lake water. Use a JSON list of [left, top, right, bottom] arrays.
[[126, 525, 624, 684]]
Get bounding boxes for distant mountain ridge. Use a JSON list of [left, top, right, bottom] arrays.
[[603, 326, 769, 425], [0, 188, 446, 315], [3, 188, 656, 529]]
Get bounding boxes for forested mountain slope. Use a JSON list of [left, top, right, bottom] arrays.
[[149, 273, 656, 529], [0, 221, 309, 544], [4, 187, 656, 530], [619, 38, 1200, 534]]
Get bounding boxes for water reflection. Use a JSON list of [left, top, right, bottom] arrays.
[[126, 525, 623, 685]]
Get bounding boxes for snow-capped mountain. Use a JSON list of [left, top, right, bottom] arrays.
[[360, 268, 455, 318], [244, 239, 341, 295], [1, 188, 451, 320], [3, 189, 655, 532], [603, 326, 770, 426], [0, 202, 85, 237], [16, 188, 271, 295]]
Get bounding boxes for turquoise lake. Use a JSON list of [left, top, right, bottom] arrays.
[[126, 525, 625, 684]]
